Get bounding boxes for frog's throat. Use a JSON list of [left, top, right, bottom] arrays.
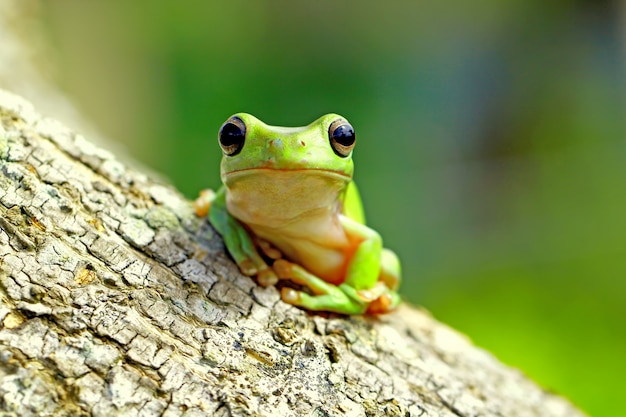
[[223, 168, 351, 229]]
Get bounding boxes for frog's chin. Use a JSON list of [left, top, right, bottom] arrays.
[[223, 168, 351, 229], [224, 167, 351, 181]]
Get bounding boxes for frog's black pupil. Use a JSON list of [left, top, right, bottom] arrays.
[[332, 124, 355, 146], [220, 122, 244, 147]]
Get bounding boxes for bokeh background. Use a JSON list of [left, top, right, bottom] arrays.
[[6, 1, 626, 415]]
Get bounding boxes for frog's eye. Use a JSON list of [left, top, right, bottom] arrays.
[[219, 116, 246, 156], [328, 119, 356, 157]]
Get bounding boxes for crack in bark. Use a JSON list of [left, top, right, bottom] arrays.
[[437, 394, 466, 417]]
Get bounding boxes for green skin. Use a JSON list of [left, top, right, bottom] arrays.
[[205, 113, 401, 314]]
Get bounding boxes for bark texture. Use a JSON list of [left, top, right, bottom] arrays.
[[0, 90, 585, 417]]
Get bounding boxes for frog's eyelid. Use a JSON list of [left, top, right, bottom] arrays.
[[219, 116, 247, 156], [328, 119, 356, 158]]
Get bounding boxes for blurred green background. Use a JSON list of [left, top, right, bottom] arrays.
[[26, 1, 626, 415]]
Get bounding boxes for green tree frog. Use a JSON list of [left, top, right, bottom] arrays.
[[195, 113, 401, 314]]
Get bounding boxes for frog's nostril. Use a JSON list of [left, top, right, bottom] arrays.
[[268, 138, 284, 149], [300, 140, 306, 147]]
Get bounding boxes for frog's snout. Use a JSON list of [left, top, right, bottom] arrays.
[[262, 136, 310, 168], [267, 137, 307, 150]]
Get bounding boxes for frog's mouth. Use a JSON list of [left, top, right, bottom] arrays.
[[225, 167, 351, 181]]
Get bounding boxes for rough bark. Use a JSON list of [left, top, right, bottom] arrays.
[[0, 89, 585, 417]]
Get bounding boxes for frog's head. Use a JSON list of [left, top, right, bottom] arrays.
[[217, 113, 355, 187]]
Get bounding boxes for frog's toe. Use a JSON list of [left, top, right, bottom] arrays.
[[194, 189, 216, 217], [255, 238, 283, 260], [366, 292, 401, 314], [237, 259, 258, 276], [257, 268, 278, 286], [273, 259, 294, 279], [281, 287, 301, 304], [235, 257, 277, 286]]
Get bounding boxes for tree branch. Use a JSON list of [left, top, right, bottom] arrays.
[[0, 90, 584, 417]]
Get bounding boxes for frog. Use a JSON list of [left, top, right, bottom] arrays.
[[195, 113, 401, 315]]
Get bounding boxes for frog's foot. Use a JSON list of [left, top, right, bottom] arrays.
[[238, 238, 282, 286], [235, 258, 277, 287], [227, 227, 277, 286], [274, 259, 333, 294], [353, 281, 401, 314], [365, 289, 401, 314], [194, 189, 216, 217], [276, 260, 400, 314], [274, 260, 367, 314], [281, 288, 367, 315]]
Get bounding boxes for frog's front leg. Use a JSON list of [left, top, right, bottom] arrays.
[[204, 187, 277, 286], [275, 216, 401, 314]]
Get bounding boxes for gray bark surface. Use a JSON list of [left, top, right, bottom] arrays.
[[0, 90, 585, 417]]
